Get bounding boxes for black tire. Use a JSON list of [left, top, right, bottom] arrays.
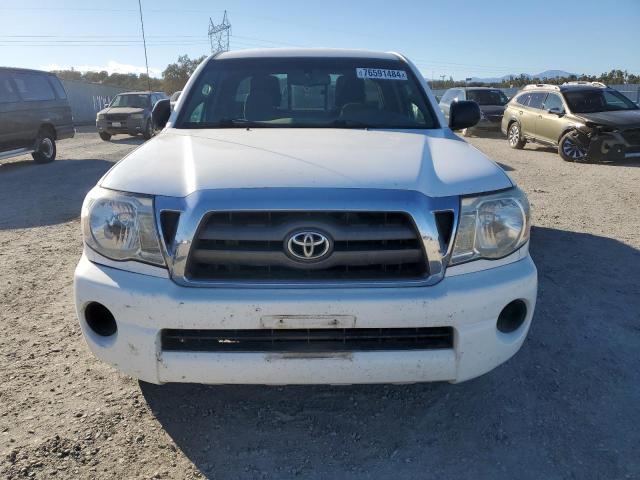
[[142, 120, 153, 140], [559, 131, 589, 162], [31, 129, 56, 164], [507, 122, 526, 149], [99, 132, 111, 141]]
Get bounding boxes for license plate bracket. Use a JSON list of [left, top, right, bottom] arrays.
[[261, 315, 356, 329]]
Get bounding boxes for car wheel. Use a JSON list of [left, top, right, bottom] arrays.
[[507, 122, 526, 149], [31, 129, 57, 164], [99, 132, 112, 141], [142, 120, 153, 140], [559, 132, 588, 162]]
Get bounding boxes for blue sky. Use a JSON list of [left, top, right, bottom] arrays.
[[1, 0, 639, 79]]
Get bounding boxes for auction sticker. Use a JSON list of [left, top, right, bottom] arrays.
[[356, 68, 408, 80]]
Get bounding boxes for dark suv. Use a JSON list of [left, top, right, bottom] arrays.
[[0, 67, 74, 164], [439, 87, 509, 136], [96, 91, 167, 141]]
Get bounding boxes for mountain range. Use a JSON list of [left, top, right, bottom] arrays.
[[467, 70, 575, 83]]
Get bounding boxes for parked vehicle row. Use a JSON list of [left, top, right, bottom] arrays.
[[0, 67, 74, 164], [439, 82, 640, 163]]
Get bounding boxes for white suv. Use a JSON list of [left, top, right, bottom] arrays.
[[74, 49, 537, 385]]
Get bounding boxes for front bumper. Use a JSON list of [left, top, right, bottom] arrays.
[[74, 252, 538, 385], [96, 118, 145, 136], [572, 128, 640, 161]]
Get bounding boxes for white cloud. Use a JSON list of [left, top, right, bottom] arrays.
[[41, 60, 162, 77]]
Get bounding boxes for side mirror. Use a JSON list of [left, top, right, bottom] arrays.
[[152, 98, 171, 130], [548, 107, 564, 116], [449, 100, 480, 130]]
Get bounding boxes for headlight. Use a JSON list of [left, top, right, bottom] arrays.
[[450, 187, 530, 265], [97, 113, 105, 120], [81, 187, 165, 266], [131, 113, 145, 119]]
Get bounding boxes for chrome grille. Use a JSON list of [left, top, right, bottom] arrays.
[[186, 211, 428, 282]]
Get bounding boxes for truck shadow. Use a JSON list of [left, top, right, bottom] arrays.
[[0, 159, 113, 230], [140, 226, 640, 479]]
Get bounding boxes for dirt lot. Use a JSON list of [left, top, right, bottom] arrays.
[[1, 130, 639, 480]]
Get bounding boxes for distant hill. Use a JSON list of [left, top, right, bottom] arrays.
[[468, 70, 575, 83]]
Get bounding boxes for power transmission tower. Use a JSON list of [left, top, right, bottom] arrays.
[[208, 11, 231, 54]]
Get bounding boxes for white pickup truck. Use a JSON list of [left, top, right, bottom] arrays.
[[74, 49, 537, 385]]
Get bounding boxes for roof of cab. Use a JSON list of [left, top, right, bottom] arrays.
[[214, 48, 401, 61]]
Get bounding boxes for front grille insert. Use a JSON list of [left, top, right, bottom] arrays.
[[186, 211, 428, 282], [161, 327, 454, 352], [106, 113, 129, 121]]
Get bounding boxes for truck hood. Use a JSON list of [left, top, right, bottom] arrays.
[[100, 128, 512, 198], [576, 109, 640, 128]]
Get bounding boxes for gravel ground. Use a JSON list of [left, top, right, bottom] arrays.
[[1, 130, 639, 480]]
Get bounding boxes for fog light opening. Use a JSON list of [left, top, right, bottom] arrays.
[[497, 300, 527, 334], [84, 302, 117, 337]]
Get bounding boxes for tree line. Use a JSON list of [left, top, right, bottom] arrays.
[[428, 69, 640, 90], [51, 54, 207, 94], [52, 57, 638, 93]]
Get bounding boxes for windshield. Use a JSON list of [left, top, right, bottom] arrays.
[[176, 57, 438, 129], [110, 94, 149, 109], [466, 89, 509, 106], [564, 89, 638, 113]]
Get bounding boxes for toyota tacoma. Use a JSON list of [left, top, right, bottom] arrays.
[[75, 49, 537, 385]]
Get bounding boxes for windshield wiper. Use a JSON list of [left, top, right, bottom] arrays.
[[181, 118, 264, 129]]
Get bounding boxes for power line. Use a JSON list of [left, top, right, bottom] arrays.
[[137, 0, 151, 90], [0, 34, 209, 39], [1, 7, 225, 13]]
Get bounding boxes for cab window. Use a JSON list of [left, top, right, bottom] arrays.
[[12, 73, 56, 101], [440, 89, 455, 104], [48, 76, 67, 99], [0, 73, 19, 103], [527, 92, 547, 110], [543, 93, 564, 112], [515, 93, 531, 106]]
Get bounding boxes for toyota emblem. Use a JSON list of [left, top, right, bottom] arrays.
[[286, 231, 332, 261]]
